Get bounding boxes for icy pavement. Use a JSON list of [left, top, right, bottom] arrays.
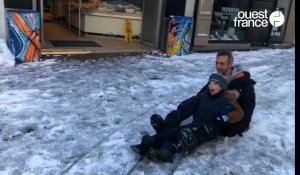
[[0, 48, 295, 175]]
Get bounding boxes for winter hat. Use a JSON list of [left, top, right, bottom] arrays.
[[208, 73, 229, 89]]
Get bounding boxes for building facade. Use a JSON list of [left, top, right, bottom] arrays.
[[283, 0, 294, 45], [192, 0, 295, 51], [0, 1, 6, 39], [0, 0, 295, 52]]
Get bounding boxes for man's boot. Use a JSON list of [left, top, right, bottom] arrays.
[[150, 114, 164, 133], [146, 147, 174, 163], [130, 134, 154, 156]]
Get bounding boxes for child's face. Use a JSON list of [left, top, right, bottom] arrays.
[[208, 80, 222, 95]]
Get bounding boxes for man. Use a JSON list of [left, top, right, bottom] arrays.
[[132, 73, 243, 162], [151, 50, 256, 137]]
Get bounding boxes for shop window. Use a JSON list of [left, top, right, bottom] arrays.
[[70, 0, 143, 12], [209, 0, 249, 42]]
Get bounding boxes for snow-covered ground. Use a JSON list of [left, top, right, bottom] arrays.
[[0, 39, 15, 67], [0, 41, 295, 175]]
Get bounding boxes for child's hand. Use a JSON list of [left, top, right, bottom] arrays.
[[216, 115, 229, 123]]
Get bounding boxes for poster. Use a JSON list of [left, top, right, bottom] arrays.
[[166, 16, 193, 56], [6, 10, 41, 62]]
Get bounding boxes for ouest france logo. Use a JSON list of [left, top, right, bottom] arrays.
[[233, 10, 285, 27]]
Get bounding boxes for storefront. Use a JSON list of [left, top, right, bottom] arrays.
[[192, 0, 294, 51], [1, 0, 295, 54], [2, 0, 148, 55], [60, 0, 143, 37], [208, 0, 250, 43]]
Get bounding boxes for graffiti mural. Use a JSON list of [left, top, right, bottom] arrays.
[[166, 16, 193, 56], [6, 10, 41, 62]]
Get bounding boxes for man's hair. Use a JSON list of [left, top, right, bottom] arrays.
[[216, 50, 234, 65]]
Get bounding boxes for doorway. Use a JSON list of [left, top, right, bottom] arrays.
[[39, 0, 151, 54]]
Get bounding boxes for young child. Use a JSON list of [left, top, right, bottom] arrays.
[[131, 73, 244, 163]]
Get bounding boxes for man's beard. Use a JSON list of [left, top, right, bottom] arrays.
[[217, 70, 227, 75]]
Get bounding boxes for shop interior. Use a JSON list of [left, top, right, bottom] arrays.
[[4, 0, 150, 54], [41, 0, 151, 53]]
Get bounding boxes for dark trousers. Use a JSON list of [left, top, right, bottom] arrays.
[[151, 123, 218, 154]]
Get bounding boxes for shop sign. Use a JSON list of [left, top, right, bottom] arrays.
[[222, 7, 239, 17]]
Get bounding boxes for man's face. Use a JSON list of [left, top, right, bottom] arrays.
[[215, 56, 231, 76]]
